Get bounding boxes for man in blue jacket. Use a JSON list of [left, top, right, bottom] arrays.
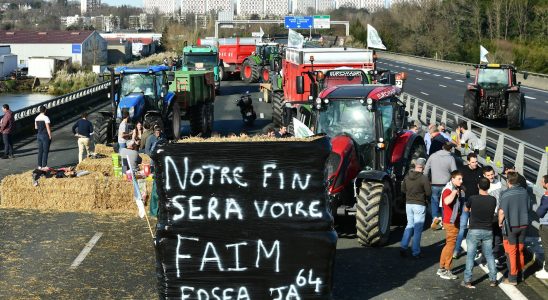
[[72, 112, 94, 163], [535, 175, 548, 279]]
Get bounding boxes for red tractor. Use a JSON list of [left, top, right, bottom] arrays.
[[297, 81, 425, 246]]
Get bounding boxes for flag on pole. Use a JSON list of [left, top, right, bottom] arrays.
[[480, 45, 489, 63], [259, 26, 264, 38], [127, 155, 146, 219], [367, 24, 386, 50], [288, 29, 304, 49], [292, 118, 314, 138]]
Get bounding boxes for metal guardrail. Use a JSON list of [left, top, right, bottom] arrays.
[[401, 92, 548, 229], [9, 81, 111, 121], [380, 50, 548, 79]]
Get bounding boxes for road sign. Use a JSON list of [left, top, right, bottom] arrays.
[[284, 16, 313, 29], [314, 15, 330, 29]]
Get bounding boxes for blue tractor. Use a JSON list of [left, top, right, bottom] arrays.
[[94, 65, 178, 144]]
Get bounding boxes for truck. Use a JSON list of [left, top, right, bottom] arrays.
[[181, 44, 221, 94], [241, 43, 282, 83], [464, 64, 527, 129], [198, 37, 261, 80], [268, 47, 377, 128], [93, 66, 215, 144]]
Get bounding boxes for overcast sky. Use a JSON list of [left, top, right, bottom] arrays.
[[103, 0, 143, 7]]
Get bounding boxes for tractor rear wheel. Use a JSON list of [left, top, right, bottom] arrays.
[[463, 90, 478, 120], [170, 102, 181, 140], [356, 181, 392, 247], [261, 67, 270, 83], [189, 103, 205, 136], [93, 112, 114, 145], [241, 59, 259, 83], [272, 91, 284, 128], [508, 93, 525, 129], [205, 103, 214, 135]]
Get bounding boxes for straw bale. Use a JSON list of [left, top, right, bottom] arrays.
[[94, 144, 114, 156], [77, 157, 113, 176], [174, 136, 322, 143]]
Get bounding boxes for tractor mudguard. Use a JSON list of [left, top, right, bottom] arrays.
[[391, 132, 424, 165], [356, 170, 389, 182], [163, 91, 176, 110], [117, 93, 145, 119], [251, 55, 261, 65]]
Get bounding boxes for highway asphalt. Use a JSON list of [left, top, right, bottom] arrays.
[[0, 80, 546, 299], [377, 58, 548, 150]]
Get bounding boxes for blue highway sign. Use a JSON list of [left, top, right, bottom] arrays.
[[284, 16, 313, 29]]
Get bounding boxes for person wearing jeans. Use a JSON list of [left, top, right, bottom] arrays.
[[34, 105, 52, 169], [1, 104, 15, 159], [462, 178, 498, 288], [430, 185, 444, 228], [535, 175, 548, 279], [400, 158, 431, 258]]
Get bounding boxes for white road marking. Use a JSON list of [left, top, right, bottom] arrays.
[[453, 103, 463, 108], [258, 98, 263, 102], [439, 84, 447, 88], [259, 113, 264, 119], [434, 74, 441, 77], [401, 67, 407, 69], [423, 72, 430, 75], [455, 79, 464, 83], [461, 241, 528, 300], [416, 78, 423, 81], [524, 96, 536, 100], [70, 232, 103, 270], [420, 92, 429, 96], [408, 68, 414, 71], [444, 76, 452, 79], [416, 70, 422, 73], [545, 101, 548, 104]]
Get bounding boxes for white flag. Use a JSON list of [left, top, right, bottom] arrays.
[[259, 26, 264, 37], [480, 45, 489, 63], [288, 29, 304, 49], [292, 117, 314, 138], [367, 24, 386, 50], [127, 155, 146, 219]]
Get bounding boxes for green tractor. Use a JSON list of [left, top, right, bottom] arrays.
[[182, 44, 221, 94], [241, 43, 282, 84]]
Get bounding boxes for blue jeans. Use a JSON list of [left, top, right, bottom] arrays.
[[400, 204, 426, 256], [3, 133, 13, 156], [37, 134, 50, 168], [454, 210, 470, 255], [464, 229, 497, 283], [430, 186, 444, 219]]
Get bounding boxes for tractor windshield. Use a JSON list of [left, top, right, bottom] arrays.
[[184, 54, 217, 69], [477, 68, 509, 86], [121, 74, 155, 97], [317, 99, 375, 145]]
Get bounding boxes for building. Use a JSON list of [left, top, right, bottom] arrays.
[[0, 45, 17, 78], [208, 0, 233, 12], [28, 57, 71, 79], [264, 0, 289, 16], [91, 15, 121, 32], [317, 0, 336, 12], [107, 40, 132, 64], [129, 14, 154, 31], [236, 0, 259, 16], [100, 32, 162, 57], [81, 0, 101, 14], [292, 0, 315, 14], [60, 15, 90, 28], [143, 0, 179, 15], [181, 0, 232, 15], [0, 30, 108, 68]]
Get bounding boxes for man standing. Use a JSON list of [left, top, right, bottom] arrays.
[[425, 142, 457, 230], [483, 166, 504, 266], [35, 105, 52, 170], [454, 153, 483, 258], [1, 104, 15, 159], [437, 170, 465, 280], [499, 171, 531, 285], [400, 158, 431, 258], [72, 112, 94, 163], [118, 110, 131, 149], [535, 175, 548, 279], [462, 177, 498, 288]]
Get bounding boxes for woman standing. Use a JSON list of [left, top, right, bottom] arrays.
[[35, 105, 52, 170]]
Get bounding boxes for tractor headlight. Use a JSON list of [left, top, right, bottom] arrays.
[[367, 98, 373, 105], [117, 107, 121, 118], [316, 104, 322, 110], [129, 106, 135, 118], [323, 98, 329, 104], [316, 98, 322, 104]]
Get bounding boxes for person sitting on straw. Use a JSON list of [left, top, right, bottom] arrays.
[[120, 140, 142, 171]]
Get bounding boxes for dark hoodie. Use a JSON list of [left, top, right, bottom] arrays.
[[402, 170, 432, 206]]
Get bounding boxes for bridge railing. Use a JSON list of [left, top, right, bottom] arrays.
[[401, 92, 548, 229]]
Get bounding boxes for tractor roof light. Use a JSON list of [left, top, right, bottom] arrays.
[[316, 71, 325, 81], [315, 98, 322, 104], [377, 142, 385, 149], [316, 104, 322, 110], [148, 70, 153, 74], [367, 98, 373, 105], [367, 104, 373, 110], [360, 99, 365, 104], [323, 98, 329, 104]]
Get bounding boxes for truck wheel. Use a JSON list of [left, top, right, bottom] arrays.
[[171, 102, 181, 140], [508, 93, 525, 129], [261, 68, 270, 83], [206, 103, 214, 135], [356, 181, 392, 247], [219, 65, 225, 81], [189, 103, 204, 136], [93, 112, 114, 145], [272, 91, 284, 127], [463, 90, 478, 120], [242, 59, 259, 83]]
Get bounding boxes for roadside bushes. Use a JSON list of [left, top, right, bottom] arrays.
[[47, 70, 98, 95]]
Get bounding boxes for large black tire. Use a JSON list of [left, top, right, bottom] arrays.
[[272, 91, 284, 128], [219, 65, 225, 81], [93, 112, 114, 144], [241, 59, 259, 83], [205, 103, 214, 135], [507, 93, 525, 129], [463, 90, 478, 120], [356, 181, 392, 247], [170, 102, 181, 140], [260, 67, 270, 83], [189, 103, 204, 136]]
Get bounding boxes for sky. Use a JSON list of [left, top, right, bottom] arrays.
[[102, 0, 143, 7]]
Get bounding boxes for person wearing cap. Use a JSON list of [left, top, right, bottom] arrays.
[[456, 121, 486, 154], [119, 139, 142, 171], [425, 142, 458, 230], [145, 125, 163, 156], [400, 157, 432, 258]]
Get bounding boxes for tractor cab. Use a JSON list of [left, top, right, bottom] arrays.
[[115, 66, 173, 122], [255, 43, 280, 63], [467, 64, 524, 90]]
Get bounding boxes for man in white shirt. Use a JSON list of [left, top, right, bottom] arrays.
[[456, 121, 485, 154], [118, 110, 131, 149]]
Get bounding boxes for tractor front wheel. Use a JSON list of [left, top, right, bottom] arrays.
[[463, 90, 478, 121], [241, 59, 259, 83], [508, 93, 525, 129], [92, 112, 114, 145], [272, 91, 284, 128], [170, 102, 181, 140], [261, 68, 270, 83], [356, 181, 392, 247]]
